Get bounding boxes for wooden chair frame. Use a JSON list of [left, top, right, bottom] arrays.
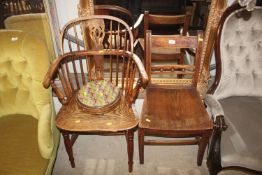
[[138, 30, 213, 166], [44, 15, 148, 172]]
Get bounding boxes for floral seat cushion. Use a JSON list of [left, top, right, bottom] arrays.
[[77, 80, 120, 108]]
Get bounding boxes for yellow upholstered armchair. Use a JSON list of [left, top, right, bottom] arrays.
[[4, 13, 56, 62], [0, 30, 59, 175]]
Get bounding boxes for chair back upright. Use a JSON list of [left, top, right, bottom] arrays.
[[145, 30, 203, 88], [143, 11, 191, 66]]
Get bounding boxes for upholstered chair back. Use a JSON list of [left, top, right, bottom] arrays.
[[4, 13, 56, 61], [0, 30, 50, 120], [214, 7, 262, 100]]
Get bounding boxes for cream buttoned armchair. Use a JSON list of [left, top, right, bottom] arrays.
[[0, 30, 59, 175], [205, 2, 262, 175]]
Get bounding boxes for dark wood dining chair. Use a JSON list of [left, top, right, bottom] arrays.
[[44, 15, 148, 172], [138, 30, 213, 166], [139, 10, 191, 67]]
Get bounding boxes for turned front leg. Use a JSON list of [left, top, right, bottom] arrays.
[[62, 132, 75, 168], [126, 129, 134, 172]]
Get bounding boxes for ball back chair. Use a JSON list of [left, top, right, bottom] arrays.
[[138, 30, 213, 166], [43, 15, 148, 172], [139, 10, 191, 67], [205, 2, 262, 175], [0, 30, 59, 175], [4, 13, 56, 61]]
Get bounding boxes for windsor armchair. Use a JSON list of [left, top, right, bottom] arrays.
[[138, 30, 213, 166], [43, 15, 148, 172]]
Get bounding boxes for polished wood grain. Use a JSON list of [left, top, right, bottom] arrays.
[[140, 87, 212, 132], [44, 16, 148, 173], [138, 30, 212, 166]]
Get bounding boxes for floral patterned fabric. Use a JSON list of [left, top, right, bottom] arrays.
[[77, 80, 120, 107]]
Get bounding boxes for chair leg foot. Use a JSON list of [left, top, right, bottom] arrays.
[[197, 132, 212, 166], [138, 128, 144, 164], [126, 129, 134, 172], [62, 132, 75, 168]]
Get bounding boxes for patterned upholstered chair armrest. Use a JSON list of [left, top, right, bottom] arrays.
[[204, 94, 224, 120]]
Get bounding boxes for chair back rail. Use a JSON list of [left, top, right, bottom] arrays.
[[143, 10, 191, 67], [145, 30, 203, 87], [144, 10, 191, 37], [60, 15, 133, 54]]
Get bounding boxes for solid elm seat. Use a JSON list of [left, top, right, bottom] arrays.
[[55, 96, 138, 132], [140, 87, 212, 134]]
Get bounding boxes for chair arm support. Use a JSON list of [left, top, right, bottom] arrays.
[[131, 14, 144, 32], [38, 104, 54, 159], [204, 94, 224, 119], [43, 56, 61, 89], [204, 94, 228, 131], [131, 52, 149, 88], [131, 14, 144, 42]]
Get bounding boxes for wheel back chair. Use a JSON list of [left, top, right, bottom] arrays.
[[0, 30, 59, 175], [138, 30, 213, 166], [43, 15, 148, 172], [205, 2, 262, 175], [139, 10, 191, 68]]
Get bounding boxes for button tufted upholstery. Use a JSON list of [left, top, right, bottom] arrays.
[[4, 13, 56, 62], [0, 30, 59, 175], [205, 5, 262, 174], [214, 7, 262, 99]]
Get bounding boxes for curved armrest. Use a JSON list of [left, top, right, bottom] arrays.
[[38, 104, 54, 159], [204, 94, 224, 119], [204, 94, 227, 131], [131, 14, 144, 45], [132, 14, 144, 31], [130, 51, 149, 88]]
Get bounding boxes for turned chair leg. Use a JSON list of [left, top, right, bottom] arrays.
[[197, 132, 212, 166], [126, 129, 134, 172], [138, 128, 144, 164], [62, 132, 75, 168]]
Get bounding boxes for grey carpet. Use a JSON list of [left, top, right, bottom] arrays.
[[52, 133, 209, 175]]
